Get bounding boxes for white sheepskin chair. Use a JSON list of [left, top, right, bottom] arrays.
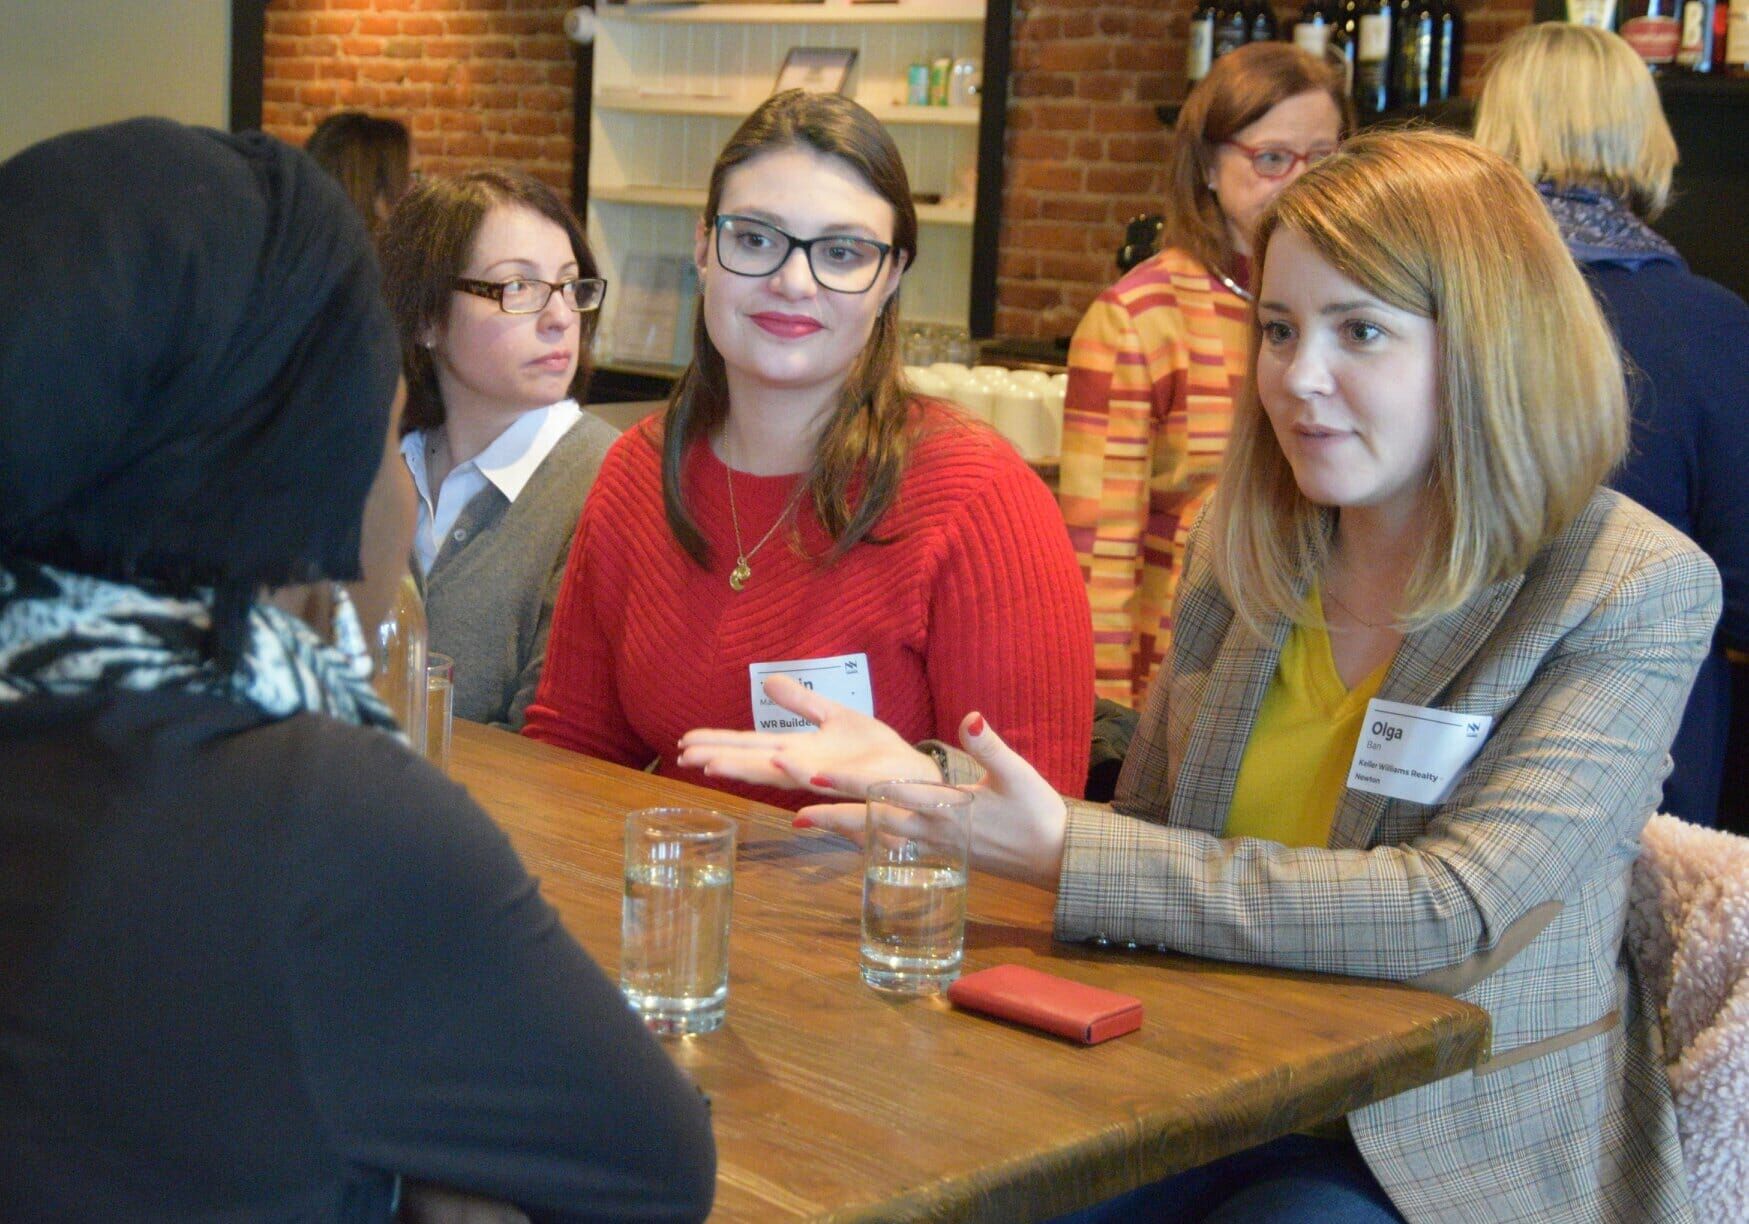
[[1626, 813, 1749, 1223]]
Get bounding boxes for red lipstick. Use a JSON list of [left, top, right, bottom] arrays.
[[751, 313, 823, 339]]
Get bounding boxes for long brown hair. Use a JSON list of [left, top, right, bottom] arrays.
[[379, 169, 597, 433], [1164, 43, 1353, 280], [659, 89, 920, 567], [304, 111, 411, 235]]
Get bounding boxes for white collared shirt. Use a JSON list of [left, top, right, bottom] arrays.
[[401, 399, 583, 577]]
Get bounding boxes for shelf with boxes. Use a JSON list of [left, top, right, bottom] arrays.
[[582, 0, 1004, 377]]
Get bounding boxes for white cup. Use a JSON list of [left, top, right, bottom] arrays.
[[908, 368, 949, 399], [1007, 368, 1051, 388], [1040, 383, 1066, 459], [994, 382, 1050, 461], [952, 379, 995, 422]]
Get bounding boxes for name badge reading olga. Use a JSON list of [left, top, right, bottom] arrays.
[[1345, 698, 1494, 806], [747, 653, 873, 733]]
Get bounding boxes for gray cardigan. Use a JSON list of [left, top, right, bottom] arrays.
[[419, 411, 619, 728]]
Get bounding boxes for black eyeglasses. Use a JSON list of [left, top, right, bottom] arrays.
[[712, 215, 893, 294], [452, 276, 607, 315]]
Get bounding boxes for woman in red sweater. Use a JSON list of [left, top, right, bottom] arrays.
[[523, 91, 1093, 809]]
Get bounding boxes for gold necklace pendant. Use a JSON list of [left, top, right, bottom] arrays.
[[723, 442, 807, 594]]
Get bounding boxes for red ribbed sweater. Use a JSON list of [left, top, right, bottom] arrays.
[[523, 403, 1094, 809]]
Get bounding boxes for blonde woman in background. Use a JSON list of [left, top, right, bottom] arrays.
[[694, 130, 1716, 1222], [1060, 42, 1352, 709], [1474, 21, 1749, 828]]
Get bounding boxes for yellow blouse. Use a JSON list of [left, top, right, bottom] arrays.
[[1225, 593, 1394, 849]]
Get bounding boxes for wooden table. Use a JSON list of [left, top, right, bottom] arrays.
[[454, 723, 1490, 1222]]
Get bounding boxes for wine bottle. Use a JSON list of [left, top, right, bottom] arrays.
[[1295, 0, 1336, 57], [1331, 0, 1360, 95], [1215, 0, 1251, 60], [1434, 0, 1463, 98], [1621, 0, 1683, 67], [1729, 0, 1749, 73], [1248, 0, 1283, 42], [1189, 0, 1218, 88], [1355, 0, 1394, 117], [1565, 0, 1619, 26], [1676, 0, 1725, 70], [1392, 0, 1437, 107]]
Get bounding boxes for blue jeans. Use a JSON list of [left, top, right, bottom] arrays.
[[1050, 1133, 1405, 1223]]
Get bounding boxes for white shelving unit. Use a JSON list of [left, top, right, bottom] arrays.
[[586, 0, 992, 374]]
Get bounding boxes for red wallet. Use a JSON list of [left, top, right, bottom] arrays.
[[947, 963, 1144, 1045]]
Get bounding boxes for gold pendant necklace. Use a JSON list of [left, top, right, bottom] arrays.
[[725, 452, 806, 592]]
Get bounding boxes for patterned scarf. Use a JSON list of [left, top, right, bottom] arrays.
[[1538, 182, 1683, 270], [0, 558, 397, 732]]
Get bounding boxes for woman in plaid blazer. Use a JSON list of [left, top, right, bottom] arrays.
[[682, 131, 1719, 1222]]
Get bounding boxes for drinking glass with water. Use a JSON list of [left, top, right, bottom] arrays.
[[621, 808, 736, 1035], [860, 781, 972, 994]]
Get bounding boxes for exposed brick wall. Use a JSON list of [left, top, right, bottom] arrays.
[[261, 0, 576, 194], [997, 0, 1536, 341], [259, 0, 1534, 343]]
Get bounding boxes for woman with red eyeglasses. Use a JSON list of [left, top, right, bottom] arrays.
[[1061, 43, 1353, 713]]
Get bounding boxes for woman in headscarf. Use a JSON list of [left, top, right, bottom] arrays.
[[0, 118, 713, 1222]]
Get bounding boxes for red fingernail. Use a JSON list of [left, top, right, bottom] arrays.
[[968, 714, 986, 736], [792, 816, 815, 829], [810, 774, 832, 789]]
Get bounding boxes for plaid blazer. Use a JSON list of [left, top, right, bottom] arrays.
[[1053, 488, 1720, 1223]]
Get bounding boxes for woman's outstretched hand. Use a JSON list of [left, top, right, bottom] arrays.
[[681, 676, 1069, 889], [676, 674, 942, 794]]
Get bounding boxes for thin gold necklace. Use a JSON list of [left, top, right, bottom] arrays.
[[1322, 582, 1396, 632], [724, 454, 807, 592]]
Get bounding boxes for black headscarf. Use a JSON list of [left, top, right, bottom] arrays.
[[0, 118, 399, 644]]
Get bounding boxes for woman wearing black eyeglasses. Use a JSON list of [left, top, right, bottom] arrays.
[[379, 169, 620, 727], [523, 90, 1094, 810], [1062, 43, 1353, 713]]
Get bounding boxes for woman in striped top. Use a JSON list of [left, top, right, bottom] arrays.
[[1061, 43, 1352, 708]]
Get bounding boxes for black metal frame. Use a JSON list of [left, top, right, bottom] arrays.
[[229, 0, 266, 132], [969, 0, 1012, 339]]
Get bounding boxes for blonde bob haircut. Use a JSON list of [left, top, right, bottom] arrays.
[[1208, 130, 1628, 637], [1472, 23, 1678, 219]]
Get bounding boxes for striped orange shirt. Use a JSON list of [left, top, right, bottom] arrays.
[[1059, 247, 1251, 707]]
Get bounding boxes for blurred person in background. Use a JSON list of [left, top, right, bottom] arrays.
[[305, 109, 413, 234], [1060, 42, 1353, 710], [1476, 22, 1749, 827]]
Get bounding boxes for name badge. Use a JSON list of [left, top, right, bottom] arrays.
[[748, 653, 873, 733], [1345, 698, 1493, 806]]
